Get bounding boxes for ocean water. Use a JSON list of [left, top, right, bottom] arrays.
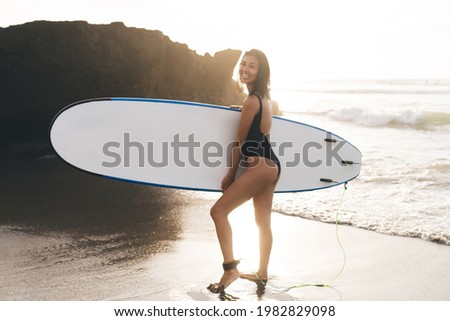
[[265, 80, 450, 245]]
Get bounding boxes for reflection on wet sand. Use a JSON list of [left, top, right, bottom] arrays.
[[0, 158, 191, 300], [0, 158, 184, 264]]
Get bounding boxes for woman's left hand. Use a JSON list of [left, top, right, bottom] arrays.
[[221, 174, 235, 192]]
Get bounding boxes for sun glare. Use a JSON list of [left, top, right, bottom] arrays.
[[229, 202, 260, 266], [2, 0, 450, 84]]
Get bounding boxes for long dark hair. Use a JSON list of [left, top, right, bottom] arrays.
[[237, 49, 271, 99]]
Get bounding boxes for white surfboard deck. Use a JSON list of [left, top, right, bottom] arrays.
[[50, 98, 361, 193]]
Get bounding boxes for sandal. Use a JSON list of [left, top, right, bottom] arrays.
[[207, 260, 240, 293]]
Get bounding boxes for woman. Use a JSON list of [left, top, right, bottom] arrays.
[[207, 49, 281, 293]]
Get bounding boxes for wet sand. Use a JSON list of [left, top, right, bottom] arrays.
[[1, 158, 449, 300]]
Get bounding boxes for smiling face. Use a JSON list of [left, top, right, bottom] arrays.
[[237, 49, 271, 98], [239, 54, 260, 87]]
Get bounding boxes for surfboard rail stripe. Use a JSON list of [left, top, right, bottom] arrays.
[[100, 174, 356, 194]]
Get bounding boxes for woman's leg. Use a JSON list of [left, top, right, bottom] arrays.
[[252, 180, 277, 280], [209, 159, 278, 289]]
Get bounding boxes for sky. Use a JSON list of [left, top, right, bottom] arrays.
[[2, 0, 450, 89]]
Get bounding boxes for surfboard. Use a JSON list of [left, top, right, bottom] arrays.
[[49, 98, 361, 193]]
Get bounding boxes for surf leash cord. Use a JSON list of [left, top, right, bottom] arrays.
[[286, 181, 348, 292]]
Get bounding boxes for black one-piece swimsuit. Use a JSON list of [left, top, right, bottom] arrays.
[[240, 93, 281, 176]]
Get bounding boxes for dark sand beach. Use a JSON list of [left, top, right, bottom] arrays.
[[1, 158, 449, 301]]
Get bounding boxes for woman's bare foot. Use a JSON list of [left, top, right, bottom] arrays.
[[207, 268, 240, 293], [240, 272, 268, 285]]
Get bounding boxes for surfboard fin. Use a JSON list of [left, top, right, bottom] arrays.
[[341, 160, 360, 165]]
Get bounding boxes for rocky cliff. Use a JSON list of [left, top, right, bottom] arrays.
[[0, 21, 243, 157]]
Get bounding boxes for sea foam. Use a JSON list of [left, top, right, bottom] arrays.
[[328, 108, 450, 130]]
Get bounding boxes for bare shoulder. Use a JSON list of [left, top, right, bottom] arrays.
[[241, 95, 259, 115]]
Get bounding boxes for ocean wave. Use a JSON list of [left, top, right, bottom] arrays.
[[297, 88, 450, 95], [272, 208, 450, 246], [429, 162, 450, 173], [289, 79, 450, 95], [328, 108, 450, 130]]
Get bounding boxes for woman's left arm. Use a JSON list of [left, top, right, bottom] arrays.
[[221, 96, 258, 190]]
